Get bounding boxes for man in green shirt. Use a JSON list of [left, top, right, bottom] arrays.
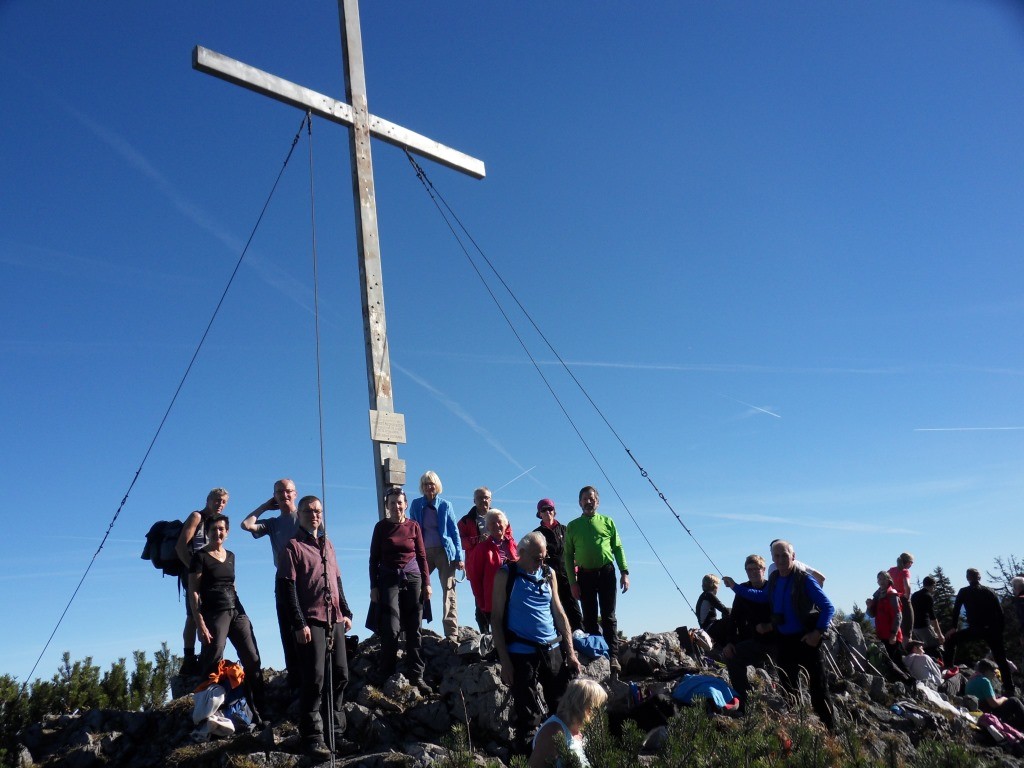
[[564, 486, 630, 674]]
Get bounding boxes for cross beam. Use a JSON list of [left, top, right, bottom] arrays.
[[194, 0, 485, 517], [192, 46, 485, 180]]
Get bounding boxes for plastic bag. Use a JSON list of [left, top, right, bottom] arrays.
[[192, 683, 226, 724]]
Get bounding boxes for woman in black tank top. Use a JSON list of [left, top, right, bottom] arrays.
[[188, 513, 266, 721]]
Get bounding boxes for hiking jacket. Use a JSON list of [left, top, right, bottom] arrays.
[[408, 495, 462, 563], [726, 581, 773, 644], [732, 567, 834, 635], [534, 521, 568, 582], [563, 513, 628, 585], [952, 584, 1004, 631], [458, 507, 485, 555], [467, 535, 519, 613], [874, 585, 902, 643]]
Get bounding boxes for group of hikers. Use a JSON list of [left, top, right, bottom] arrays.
[[174, 474, 629, 763], [173, 475, 1024, 763], [697, 544, 1024, 735]]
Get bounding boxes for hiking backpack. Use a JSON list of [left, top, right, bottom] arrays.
[[502, 561, 557, 652], [141, 519, 185, 577]]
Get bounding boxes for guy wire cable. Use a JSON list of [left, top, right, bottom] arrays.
[[402, 150, 723, 578], [306, 116, 338, 767], [18, 114, 311, 698], [305, 111, 329, 510], [403, 150, 697, 617]]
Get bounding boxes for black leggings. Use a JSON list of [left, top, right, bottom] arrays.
[[377, 571, 424, 679], [198, 608, 262, 678]]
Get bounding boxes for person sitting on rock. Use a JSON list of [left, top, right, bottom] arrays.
[[493, 532, 582, 755], [529, 678, 607, 768], [466, 510, 518, 633], [695, 573, 731, 647], [722, 554, 777, 714], [967, 659, 1024, 730], [903, 640, 942, 689]]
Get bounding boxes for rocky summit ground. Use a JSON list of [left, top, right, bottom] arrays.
[[11, 623, 1024, 767]]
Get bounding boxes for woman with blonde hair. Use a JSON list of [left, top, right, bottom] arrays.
[[888, 552, 914, 646], [408, 470, 463, 643], [695, 573, 731, 646], [530, 678, 607, 767]]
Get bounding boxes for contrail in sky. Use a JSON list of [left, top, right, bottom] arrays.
[[394, 362, 534, 475], [914, 427, 1024, 432], [494, 466, 537, 492], [717, 393, 781, 418]]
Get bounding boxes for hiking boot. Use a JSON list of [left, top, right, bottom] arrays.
[[305, 738, 332, 761], [180, 653, 200, 677], [333, 738, 360, 756]]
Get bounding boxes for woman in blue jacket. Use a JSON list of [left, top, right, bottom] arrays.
[[408, 470, 463, 643]]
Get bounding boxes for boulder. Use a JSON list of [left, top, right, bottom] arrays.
[[438, 662, 512, 742]]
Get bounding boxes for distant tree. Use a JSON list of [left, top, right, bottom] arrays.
[[101, 658, 130, 710], [929, 566, 957, 630], [129, 650, 154, 710], [848, 603, 874, 637], [987, 555, 1024, 668], [987, 555, 1024, 598], [126, 644, 176, 710], [0, 674, 29, 768], [0, 643, 178, 767], [148, 644, 176, 710], [55, 652, 105, 712]]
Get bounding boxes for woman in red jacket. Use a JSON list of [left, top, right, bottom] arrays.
[[467, 510, 519, 633], [868, 570, 910, 676]]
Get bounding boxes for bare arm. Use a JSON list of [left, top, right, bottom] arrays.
[[491, 569, 513, 685], [188, 568, 212, 644], [529, 721, 563, 768], [176, 512, 202, 567], [549, 572, 582, 674], [240, 497, 275, 534]]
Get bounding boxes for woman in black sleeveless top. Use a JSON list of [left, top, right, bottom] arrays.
[[188, 513, 265, 719]]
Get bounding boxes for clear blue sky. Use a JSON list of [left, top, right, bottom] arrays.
[[3, 1, 1023, 682]]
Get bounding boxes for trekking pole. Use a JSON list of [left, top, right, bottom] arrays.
[[321, 522, 337, 768], [844, 643, 884, 677], [822, 645, 842, 677], [829, 630, 884, 677]]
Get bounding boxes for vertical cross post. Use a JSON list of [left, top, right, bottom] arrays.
[[193, 1, 485, 518], [338, 0, 401, 515]]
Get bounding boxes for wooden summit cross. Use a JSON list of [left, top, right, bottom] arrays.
[[193, 0, 485, 517]]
